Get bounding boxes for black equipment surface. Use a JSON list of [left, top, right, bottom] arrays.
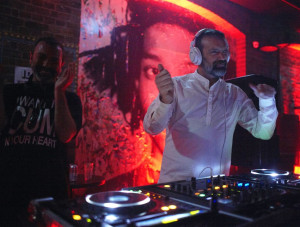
[[29, 170, 300, 226]]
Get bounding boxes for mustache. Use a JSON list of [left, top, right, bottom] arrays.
[[213, 60, 227, 68]]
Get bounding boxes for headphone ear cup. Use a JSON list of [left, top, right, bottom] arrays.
[[189, 44, 202, 65]]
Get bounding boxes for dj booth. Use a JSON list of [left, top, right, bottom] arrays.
[[28, 75, 300, 226], [29, 169, 300, 226]]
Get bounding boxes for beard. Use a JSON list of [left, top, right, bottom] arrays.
[[33, 66, 57, 84], [203, 59, 227, 78]]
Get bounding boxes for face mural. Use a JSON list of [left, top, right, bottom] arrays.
[[139, 22, 196, 115], [76, 0, 241, 190]]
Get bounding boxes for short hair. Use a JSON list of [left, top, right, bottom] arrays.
[[195, 29, 226, 52], [34, 36, 64, 62]]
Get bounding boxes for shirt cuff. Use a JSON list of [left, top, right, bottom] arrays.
[[259, 97, 275, 107], [155, 99, 173, 115]]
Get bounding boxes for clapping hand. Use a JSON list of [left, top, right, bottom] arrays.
[[55, 62, 75, 91]]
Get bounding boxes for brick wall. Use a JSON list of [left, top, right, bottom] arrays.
[[279, 45, 300, 169], [0, 0, 81, 85]]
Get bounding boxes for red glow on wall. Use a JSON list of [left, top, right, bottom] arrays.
[[281, 0, 300, 11], [290, 44, 300, 51], [160, 0, 246, 77], [260, 45, 278, 52], [280, 45, 300, 172], [252, 41, 260, 49]]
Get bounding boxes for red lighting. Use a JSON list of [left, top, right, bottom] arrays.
[[281, 0, 300, 11], [290, 44, 300, 51], [252, 41, 259, 49], [260, 45, 278, 52], [161, 0, 246, 76], [277, 43, 289, 48]]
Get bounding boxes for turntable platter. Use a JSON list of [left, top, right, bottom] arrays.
[[251, 169, 289, 177], [85, 190, 151, 209]]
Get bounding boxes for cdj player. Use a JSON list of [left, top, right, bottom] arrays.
[[29, 169, 300, 226]]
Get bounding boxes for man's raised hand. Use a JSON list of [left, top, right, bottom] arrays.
[[155, 64, 174, 104]]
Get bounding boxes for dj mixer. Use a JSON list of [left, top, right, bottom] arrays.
[[29, 169, 300, 226]]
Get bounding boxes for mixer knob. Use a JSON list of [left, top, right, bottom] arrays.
[[210, 192, 218, 213], [206, 178, 212, 188], [213, 175, 221, 185], [260, 188, 266, 200], [176, 184, 182, 192], [188, 186, 193, 195], [231, 193, 240, 205], [242, 190, 250, 203], [171, 183, 175, 190], [191, 177, 197, 190], [250, 191, 257, 203], [223, 190, 228, 198]]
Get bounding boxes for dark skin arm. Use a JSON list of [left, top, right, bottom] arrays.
[[54, 62, 77, 143]]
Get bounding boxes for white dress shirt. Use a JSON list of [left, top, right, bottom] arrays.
[[143, 70, 278, 183]]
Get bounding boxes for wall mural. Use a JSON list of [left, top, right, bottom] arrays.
[[75, 0, 245, 190]]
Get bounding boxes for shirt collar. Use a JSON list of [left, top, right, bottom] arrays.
[[192, 70, 224, 91]]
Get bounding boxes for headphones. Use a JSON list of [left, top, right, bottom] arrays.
[[189, 28, 230, 65]]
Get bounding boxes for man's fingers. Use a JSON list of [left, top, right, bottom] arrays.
[[158, 64, 164, 72], [156, 72, 171, 83], [159, 83, 174, 92], [157, 79, 173, 89], [249, 83, 276, 99], [249, 83, 258, 92]]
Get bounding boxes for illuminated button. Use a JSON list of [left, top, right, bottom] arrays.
[[199, 193, 206, 197], [214, 186, 220, 190], [105, 214, 119, 222], [169, 205, 177, 209], [86, 218, 92, 223], [73, 214, 82, 221], [190, 210, 200, 215], [161, 206, 169, 211], [222, 185, 228, 189], [162, 217, 178, 224], [164, 185, 171, 188]]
